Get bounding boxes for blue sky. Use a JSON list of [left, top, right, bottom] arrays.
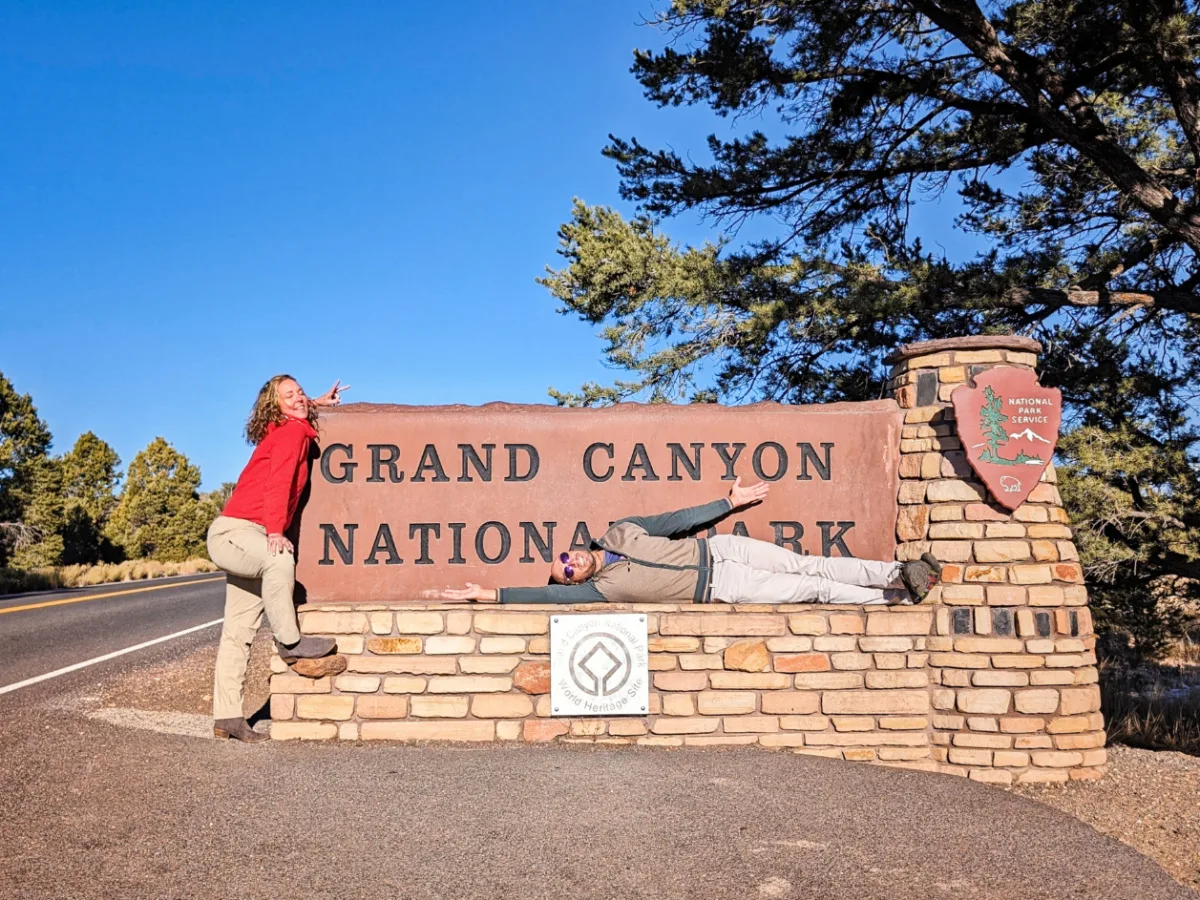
[[1, 1, 973, 489]]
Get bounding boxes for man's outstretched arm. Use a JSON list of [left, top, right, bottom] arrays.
[[440, 582, 606, 604], [618, 477, 770, 537]]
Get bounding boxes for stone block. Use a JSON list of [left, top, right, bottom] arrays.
[[787, 614, 828, 635], [926, 480, 987, 503], [707, 672, 788, 690], [351, 656, 457, 675], [879, 716, 928, 730], [779, 715, 829, 731], [361, 721, 495, 742], [972, 671, 1027, 687], [965, 503, 1011, 522], [296, 695, 356, 721], [460, 656, 521, 675], [270, 674, 333, 695], [651, 717, 720, 735], [697, 691, 756, 715], [822, 691, 928, 715], [270, 693, 295, 720], [428, 676, 512, 694], [828, 614, 866, 635], [775, 653, 830, 673], [793, 672, 864, 689], [974, 541, 1031, 563], [984, 523, 1026, 539], [1032, 750, 1084, 768], [956, 690, 1011, 714], [1010, 565, 1052, 585], [472, 694, 534, 718], [365, 637, 423, 655], [865, 670, 928, 689], [479, 637, 526, 654], [271, 722, 337, 741], [940, 585, 985, 606], [334, 675, 381, 693], [813, 636, 858, 652], [473, 613, 549, 635], [662, 695, 696, 716], [445, 611, 472, 635], [300, 612, 367, 634], [523, 720, 569, 742], [410, 696, 469, 718], [654, 671, 709, 691], [832, 716, 874, 732], [369, 612, 393, 635], [723, 716, 781, 734], [608, 720, 648, 736], [723, 639, 770, 672], [356, 695, 411, 719], [866, 611, 933, 635], [897, 506, 930, 542], [648, 637, 702, 653], [829, 651, 871, 671], [753, 693, 817, 717], [382, 676, 427, 694], [1060, 686, 1100, 715], [660, 614, 785, 636], [392, 612, 446, 635], [425, 636, 477, 655]]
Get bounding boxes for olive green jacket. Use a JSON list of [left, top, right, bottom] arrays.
[[498, 498, 732, 605]]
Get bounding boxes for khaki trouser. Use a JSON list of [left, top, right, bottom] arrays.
[[207, 515, 302, 720], [708, 534, 903, 605]]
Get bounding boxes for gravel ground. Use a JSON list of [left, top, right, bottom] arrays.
[[1013, 745, 1200, 894]]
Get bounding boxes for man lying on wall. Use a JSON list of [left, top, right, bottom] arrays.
[[440, 478, 941, 607]]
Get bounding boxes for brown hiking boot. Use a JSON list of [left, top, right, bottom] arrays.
[[289, 654, 348, 678], [274, 635, 337, 664], [213, 718, 270, 743], [900, 552, 942, 603]]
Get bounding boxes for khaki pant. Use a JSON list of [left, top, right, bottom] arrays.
[[207, 515, 302, 720], [709, 534, 903, 605]]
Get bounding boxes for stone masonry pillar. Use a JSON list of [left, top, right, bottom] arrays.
[[887, 336, 1106, 784]]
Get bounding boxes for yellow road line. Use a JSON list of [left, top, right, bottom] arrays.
[[0, 576, 225, 615]]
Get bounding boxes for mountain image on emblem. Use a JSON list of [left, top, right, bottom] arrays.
[[1008, 428, 1052, 444], [976, 386, 1045, 467]]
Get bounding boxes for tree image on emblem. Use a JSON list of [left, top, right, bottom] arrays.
[[978, 387, 1043, 467]]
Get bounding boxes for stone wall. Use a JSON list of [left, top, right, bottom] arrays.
[[269, 335, 1106, 784]]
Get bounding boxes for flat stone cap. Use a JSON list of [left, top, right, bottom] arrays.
[[886, 334, 1042, 364]]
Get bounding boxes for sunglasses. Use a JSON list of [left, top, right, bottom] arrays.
[[559, 552, 576, 581]]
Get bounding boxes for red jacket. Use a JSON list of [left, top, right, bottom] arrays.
[[222, 417, 318, 534]]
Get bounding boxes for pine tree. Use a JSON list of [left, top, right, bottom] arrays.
[[979, 387, 1010, 463], [106, 438, 210, 562]]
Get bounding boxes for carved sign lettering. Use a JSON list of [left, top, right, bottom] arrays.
[[293, 401, 903, 602]]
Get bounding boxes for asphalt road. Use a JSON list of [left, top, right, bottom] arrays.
[[0, 576, 1194, 900], [0, 574, 225, 692]]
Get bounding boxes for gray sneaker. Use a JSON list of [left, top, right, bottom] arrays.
[[275, 635, 337, 663], [900, 552, 942, 603]]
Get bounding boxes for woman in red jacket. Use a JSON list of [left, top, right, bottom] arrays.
[[207, 374, 348, 742]]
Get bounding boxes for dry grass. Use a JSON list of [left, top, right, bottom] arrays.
[[0, 558, 219, 595], [1101, 620, 1200, 756]]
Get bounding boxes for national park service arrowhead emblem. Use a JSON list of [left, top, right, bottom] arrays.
[[950, 367, 1061, 510]]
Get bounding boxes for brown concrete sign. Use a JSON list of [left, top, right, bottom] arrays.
[[293, 401, 904, 602], [950, 367, 1061, 510]]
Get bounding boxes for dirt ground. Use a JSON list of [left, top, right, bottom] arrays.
[[1013, 745, 1200, 893]]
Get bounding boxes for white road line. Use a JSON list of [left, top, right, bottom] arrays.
[[0, 618, 224, 696]]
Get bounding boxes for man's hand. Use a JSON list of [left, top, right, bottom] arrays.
[[728, 476, 770, 509], [440, 583, 499, 603], [312, 379, 351, 408], [267, 533, 294, 555]]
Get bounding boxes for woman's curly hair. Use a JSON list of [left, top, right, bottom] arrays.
[[245, 374, 320, 445]]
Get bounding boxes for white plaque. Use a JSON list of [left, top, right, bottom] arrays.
[[550, 614, 649, 717]]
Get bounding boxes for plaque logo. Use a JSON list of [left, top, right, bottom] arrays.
[[551, 614, 649, 717], [951, 366, 1062, 510]]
